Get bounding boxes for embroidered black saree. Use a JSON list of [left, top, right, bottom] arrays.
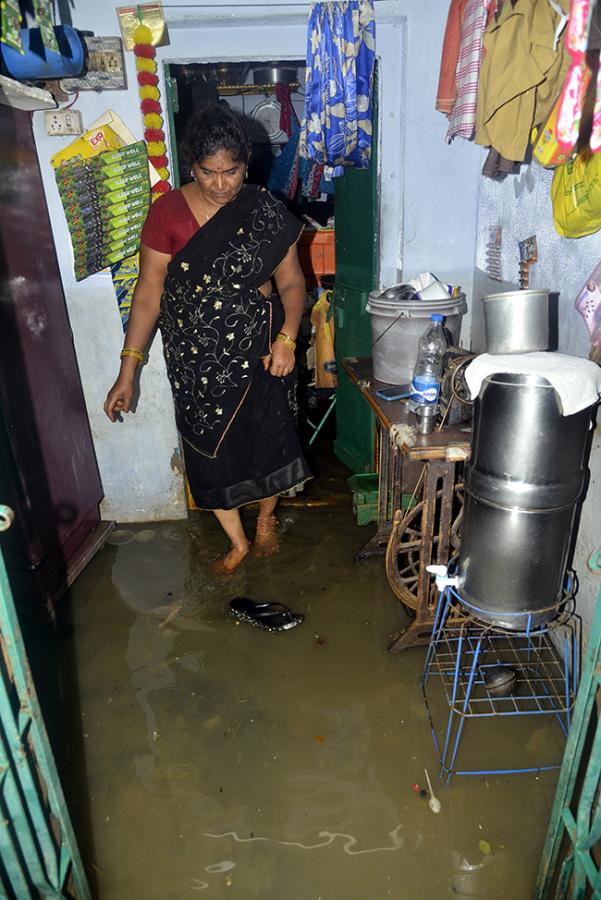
[[159, 185, 311, 510]]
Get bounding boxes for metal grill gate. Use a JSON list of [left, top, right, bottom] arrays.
[[536, 548, 601, 898], [0, 504, 90, 898]]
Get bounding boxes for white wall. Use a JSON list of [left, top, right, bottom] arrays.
[[476, 166, 601, 640], [33, 0, 483, 519]]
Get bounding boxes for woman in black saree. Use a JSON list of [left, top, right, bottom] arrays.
[[104, 106, 311, 573]]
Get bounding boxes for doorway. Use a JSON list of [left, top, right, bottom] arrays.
[[163, 58, 379, 485]]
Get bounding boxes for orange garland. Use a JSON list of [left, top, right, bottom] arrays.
[[133, 23, 172, 199]]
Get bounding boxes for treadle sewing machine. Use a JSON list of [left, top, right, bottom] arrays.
[[439, 347, 475, 425], [341, 352, 475, 652]]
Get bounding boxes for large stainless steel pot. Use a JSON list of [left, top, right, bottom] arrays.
[[483, 289, 549, 354], [457, 373, 592, 630]]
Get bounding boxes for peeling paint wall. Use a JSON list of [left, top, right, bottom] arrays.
[[476, 165, 601, 640]]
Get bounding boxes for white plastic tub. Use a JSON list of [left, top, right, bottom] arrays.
[[366, 290, 468, 384]]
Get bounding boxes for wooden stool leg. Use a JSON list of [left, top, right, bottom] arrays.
[[356, 422, 396, 560]]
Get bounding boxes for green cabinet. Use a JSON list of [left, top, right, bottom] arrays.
[[333, 128, 378, 472]]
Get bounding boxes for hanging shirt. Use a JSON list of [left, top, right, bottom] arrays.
[[475, 0, 569, 162], [436, 0, 469, 116], [446, 0, 492, 142]]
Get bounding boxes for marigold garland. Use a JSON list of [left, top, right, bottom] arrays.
[[133, 42, 155, 59], [140, 85, 160, 101], [137, 71, 159, 87], [141, 98, 161, 115], [132, 23, 172, 200], [146, 141, 165, 157], [135, 57, 155, 73], [143, 113, 163, 130], [144, 127, 165, 142]]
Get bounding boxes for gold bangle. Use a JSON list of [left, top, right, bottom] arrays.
[[120, 347, 145, 364], [276, 332, 296, 350]]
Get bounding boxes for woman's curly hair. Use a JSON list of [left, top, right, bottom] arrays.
[[182, 104, 251, 169]]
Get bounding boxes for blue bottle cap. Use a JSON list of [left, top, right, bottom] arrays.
[[431, 314, 444, 322]]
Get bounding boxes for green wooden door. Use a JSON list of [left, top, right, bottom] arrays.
[[333, 85, 379, 473]]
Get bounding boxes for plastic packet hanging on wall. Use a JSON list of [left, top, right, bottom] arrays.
[[575, 260, 601, 363], [551, 148, 601, 237], [33, 0, 59, 54], [0, 0, 23, 52], [532, 66, 592, 167]]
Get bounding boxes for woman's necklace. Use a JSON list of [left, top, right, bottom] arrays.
[[192, 180, 214, 224]]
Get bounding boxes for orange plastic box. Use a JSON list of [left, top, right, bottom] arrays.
[[298, 228, 335, 287]]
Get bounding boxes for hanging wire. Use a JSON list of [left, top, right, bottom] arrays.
[[62, 90, 80, 109]]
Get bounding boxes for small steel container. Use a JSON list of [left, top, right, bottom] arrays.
[[482, 289, 549, 354], [416, 405, 438, 435]]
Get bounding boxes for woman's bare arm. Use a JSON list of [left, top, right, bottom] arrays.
[[269, 244, 306, 377], [274, 243, 306, 340], [104, 244, 171, 421]]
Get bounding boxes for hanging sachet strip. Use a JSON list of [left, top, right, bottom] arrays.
[[300, 0, 376, 173], [556, 0, 594, 153], [1, 0, 23, 52], [32, 0, 59, 54]]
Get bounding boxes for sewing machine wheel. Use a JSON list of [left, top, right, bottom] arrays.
[[385, 483, 464, 611]]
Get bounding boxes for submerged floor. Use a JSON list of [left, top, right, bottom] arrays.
[[34, 467, 564, 898]]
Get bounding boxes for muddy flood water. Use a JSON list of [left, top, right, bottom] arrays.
[[31, 463, 565, 899]]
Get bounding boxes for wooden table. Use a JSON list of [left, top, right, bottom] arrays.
[[342, 357, 472, 652]]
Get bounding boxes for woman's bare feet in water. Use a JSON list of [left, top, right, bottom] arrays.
[[253, 514, 280, 557], [213, 540, 250, 575]]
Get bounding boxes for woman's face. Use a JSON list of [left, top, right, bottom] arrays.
[[192, 149, 246, 207]]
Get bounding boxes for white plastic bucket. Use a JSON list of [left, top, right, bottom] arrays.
[[367, 290, 468, 384]]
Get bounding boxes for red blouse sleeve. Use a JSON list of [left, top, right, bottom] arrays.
[[140, 194, 173, 254], [140, 190, 199, 256]]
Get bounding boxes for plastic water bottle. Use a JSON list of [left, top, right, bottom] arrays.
[[410, 314, 447, 408]]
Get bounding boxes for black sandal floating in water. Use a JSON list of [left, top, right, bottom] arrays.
[[228, 597, 304, 633]]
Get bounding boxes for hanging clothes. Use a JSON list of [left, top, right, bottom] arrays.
[[300, 0, 376, 176], [299, 157, 328, 197], [446, 0, 493, 142], [436, 0, 469, 116], [268, 122, 300, 200], [475, 0, 570, 163], [275, 83, 298, 137]]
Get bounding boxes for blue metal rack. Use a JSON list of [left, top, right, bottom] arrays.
[[421, 586, 579, 782]]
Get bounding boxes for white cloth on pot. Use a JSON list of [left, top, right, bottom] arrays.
[[465, 351, 601, 416]]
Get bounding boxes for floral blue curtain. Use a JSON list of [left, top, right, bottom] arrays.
[[300, 0, 376, 175]]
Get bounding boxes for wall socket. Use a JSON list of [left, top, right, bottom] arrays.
[[44, 109, 84, 136]]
